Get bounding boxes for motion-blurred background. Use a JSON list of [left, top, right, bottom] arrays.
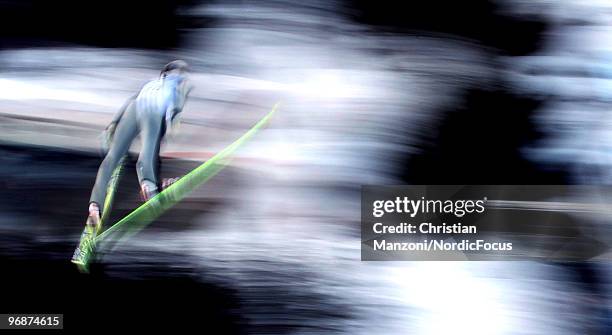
[[0, 0, 610, 334]]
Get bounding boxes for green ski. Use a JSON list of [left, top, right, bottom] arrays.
[[94, 102, 279, 252]]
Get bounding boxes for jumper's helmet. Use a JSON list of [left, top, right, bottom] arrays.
[[161, 60, 189, 77]]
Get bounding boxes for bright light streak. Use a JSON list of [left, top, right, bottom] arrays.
[[389, 263, 511, 335], [291, 71, 362, 99], [0, 78, 117, 107]]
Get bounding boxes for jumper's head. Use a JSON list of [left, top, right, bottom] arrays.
[[161, 60, 189, 78]]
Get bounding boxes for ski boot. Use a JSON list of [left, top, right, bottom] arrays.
[[140, 180, 159, 202]]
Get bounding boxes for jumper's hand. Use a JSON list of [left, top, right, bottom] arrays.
[[162, 177, 180, 190]]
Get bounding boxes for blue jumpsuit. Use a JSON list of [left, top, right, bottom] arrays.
[[89, 74, 190, 207]]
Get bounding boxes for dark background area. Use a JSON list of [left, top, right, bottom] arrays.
[[348, 0, 548, 56], [0, 0, 208, 49]]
